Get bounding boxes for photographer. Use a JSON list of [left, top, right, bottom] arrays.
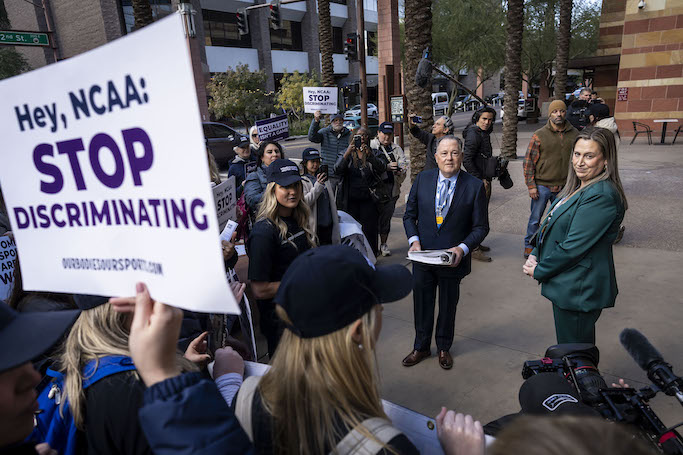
[[567, 89, 593, 131], [335, 128, 387, 256], [300, 147, 340, 245], [463, 107, 497, 262]]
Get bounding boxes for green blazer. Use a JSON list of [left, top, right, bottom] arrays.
[[531, 180, 625, 312]]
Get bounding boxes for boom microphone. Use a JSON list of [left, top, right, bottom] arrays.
[[620, 328, 683, 404], [415, 57, 432, 89]]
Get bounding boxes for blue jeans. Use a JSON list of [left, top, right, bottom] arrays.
[[525, 185, 559, 249]]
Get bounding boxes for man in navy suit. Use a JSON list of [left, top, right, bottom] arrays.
[[403, 136, 489, 369]]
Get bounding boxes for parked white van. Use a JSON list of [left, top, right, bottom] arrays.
[[432, 92, 449, 117]]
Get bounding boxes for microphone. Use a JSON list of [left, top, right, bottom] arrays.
[[415, 58, 432, 89], [620, 328, 683, 404]]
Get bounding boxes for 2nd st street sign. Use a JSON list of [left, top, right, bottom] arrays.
[[0, 31, 50, 47]]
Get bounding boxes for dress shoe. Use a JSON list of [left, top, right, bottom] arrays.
[[472, 248, 492, 262], [438, 350, 453, 370], [524, 247, 533, 259], [478, 244, 490, 252], [402, 349, 430, 367]]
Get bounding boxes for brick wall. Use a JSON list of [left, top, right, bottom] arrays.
[[614, 0, 683, 137]]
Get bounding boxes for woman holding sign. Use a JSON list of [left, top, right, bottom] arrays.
[[244, 141, 284, 212], [247, 159, 315, 357]]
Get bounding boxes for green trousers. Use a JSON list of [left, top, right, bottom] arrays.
[[552, 305, 603, 344]]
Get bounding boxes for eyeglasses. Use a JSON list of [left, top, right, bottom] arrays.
[[251, 134, 258, 138]]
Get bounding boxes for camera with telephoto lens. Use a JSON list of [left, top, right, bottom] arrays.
[[523, 340, 683, 454]]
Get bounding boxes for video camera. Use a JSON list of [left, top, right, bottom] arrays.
[[522, 329, 683, 454]]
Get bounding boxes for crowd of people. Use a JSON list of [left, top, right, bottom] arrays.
[[0, 96, 652, 455]]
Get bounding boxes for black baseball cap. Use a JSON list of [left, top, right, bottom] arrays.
[[266, 158, 302, 187], [0, 301, 80, 373], [332, 113, 344, 121], [519, 373, 600, 417], [379, 122, 394, 134], [589, 102, 610, 120], [236, 139, 250, 149], [73, 294, 109, 310], [302, 147, 321, 162], [275, 245, 412, 338]]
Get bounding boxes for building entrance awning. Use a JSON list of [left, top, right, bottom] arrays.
[[568, 54, 620, 70]]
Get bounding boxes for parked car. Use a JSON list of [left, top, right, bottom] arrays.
[[344, 103, 378, 118], [202, 122, 248, 170], [499, 99, 527, 120], [462, 94, 483, 111], [432, 92, 449, 117], [453, 95, 467, 111], [342, 116, 379, 137]]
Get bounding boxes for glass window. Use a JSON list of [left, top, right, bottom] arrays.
[[202, 9, 252, 48], [121, 0, 173, 34], [270, 20, 303, 51], [366, 30, 377, 57], [332, 27, 344, 54]]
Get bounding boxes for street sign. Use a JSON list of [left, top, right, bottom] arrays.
[[391, 95, 404, 123], [618, 87, 628, 101], [0, 31, 50, 47]]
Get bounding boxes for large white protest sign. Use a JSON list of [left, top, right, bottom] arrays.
[[213, 176, 236, 231], [0, 236, 17, 301], [303, 87, 338, 114], [0, 15, 238, 314]]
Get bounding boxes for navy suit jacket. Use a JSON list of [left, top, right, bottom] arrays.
[[403, 169, 489, 277]]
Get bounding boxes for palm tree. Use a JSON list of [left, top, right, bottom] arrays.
[[404, 0, 432, 180], [554, 0, 573, 100], [318, 0, 335, 87], [501, 0, 524, 160], [133, 0, 154, 30]]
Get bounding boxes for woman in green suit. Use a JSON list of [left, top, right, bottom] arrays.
[[523, 128, 627, 344]]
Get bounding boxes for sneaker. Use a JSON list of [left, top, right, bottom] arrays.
[[380, 243, 391, 257], [472, 248, 492, 262]]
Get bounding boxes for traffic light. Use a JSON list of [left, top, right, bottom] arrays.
[[236, 9, 249, 36], [344, 33, 358, 61], [269, 1, 281, 30]]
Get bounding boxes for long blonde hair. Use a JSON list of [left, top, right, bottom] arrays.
[[255, 182, 316, 247], [56, 303, 196, 429], [259, 305, 392, 455], [557, 127, 628, 210]]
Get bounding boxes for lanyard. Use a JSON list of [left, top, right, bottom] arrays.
[[435, 178, 456, 218]]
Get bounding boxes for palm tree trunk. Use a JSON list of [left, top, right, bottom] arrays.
[[318, 0, 335, 87], [133, 0, 154, 30], [404, 0, 432, 181], [554, 0, 573, 100], [501, 0, 524, 160]]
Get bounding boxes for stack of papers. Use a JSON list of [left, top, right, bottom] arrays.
[[407, 250, 454, 266]]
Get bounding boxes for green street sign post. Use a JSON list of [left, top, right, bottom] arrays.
[[0, 31, 50, 47]]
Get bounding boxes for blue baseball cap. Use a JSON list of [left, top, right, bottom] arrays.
[[302, 147, 321, 162], [379, 122, 394, 134], [331, 113, 344, 121], [275, 245, 412, 338], [266, 158, 302, 187]]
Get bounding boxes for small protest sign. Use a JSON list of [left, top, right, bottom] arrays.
[[256, 114, 289, 142], [213, 176, 237, 231], [0, 236, 17, 301], [0, 15, 237, 314], [303, 87, 338, 114]]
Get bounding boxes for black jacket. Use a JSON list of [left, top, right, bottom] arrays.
[[403, 169, 489, 278], [567, 100, 591, 131], [409, 125, 438, 171], [138, 372, 254, 455], [462, 124, 493, 180], [334, 151, 387, 211]]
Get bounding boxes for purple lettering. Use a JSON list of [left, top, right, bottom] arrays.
[[89, 133, 124, 188], [120, 199, 135, 225], [56, 138, 87, 191], [122, 128, 153, 186], [190, 199, 208, 231], [33, 143, 63, 194], [65, 203, 82, 227], [51, 205, 66, 227], [29, 206, 38, 228], [148, 199, 161, 226], [89, 84, 106, 115], [170, 199, 188, 229], [138, 200, 151, 226], [36, 205, 50, 228], [69, 90, 90, 120], [90, 201, 111, 225], [13, 207, 30, 229]]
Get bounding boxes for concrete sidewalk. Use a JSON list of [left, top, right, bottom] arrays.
[[375, 126, 683, 427]]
